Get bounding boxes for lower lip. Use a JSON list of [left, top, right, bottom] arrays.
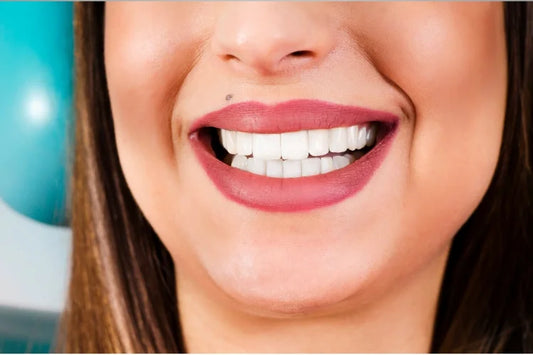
[[189, 123, 398, 212]]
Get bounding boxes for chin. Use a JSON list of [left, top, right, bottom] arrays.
[[198, 237, 377, 317]]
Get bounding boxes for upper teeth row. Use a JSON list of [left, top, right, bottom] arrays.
[[219, 124, 376, 160]]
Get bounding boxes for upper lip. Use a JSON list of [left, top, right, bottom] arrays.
[[188, 99, 399, 135]]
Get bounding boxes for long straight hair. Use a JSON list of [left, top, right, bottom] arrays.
[[58, 3, 532, 352]]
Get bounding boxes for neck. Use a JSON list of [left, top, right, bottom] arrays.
[[176, 249, 448, 353]]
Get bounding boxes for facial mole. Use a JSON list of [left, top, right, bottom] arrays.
[[225, 94, 233, 101]]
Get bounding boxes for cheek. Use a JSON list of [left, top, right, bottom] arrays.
[[368, 3, 507, 227], [104, 3, 206, 226]]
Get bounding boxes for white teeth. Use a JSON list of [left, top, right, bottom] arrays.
[[247, 157, 266, 175], [356, 126, 367, 150], [301, 157, 321, 176], [231, 155, 248, 170], [308, 129, 329, 157], [320, 157, 334, 174], [283, 160, 301, 178], [236, 132, 252, 156], [221, 124, 376, 159], [231, 154, 361, 178], [253, 133, 281, 160], [347, 125, 359, 151], [281, 131, 308, 160], [266, 159, 283, 177], [366, 125, 376, 147], [329, 127, 348, 153], [220, 124, 378, 177], [344, 153, 356, 164], [222, 129, 238, 154], [333, 155, 350, 169]]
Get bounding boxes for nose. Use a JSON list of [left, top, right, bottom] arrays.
[[211, 3, 336, 76]]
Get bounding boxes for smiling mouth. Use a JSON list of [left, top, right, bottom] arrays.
[[207, 123, 378, 178], [189, 99, 398, 212]]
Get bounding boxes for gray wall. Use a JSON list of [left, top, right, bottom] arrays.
[[0, 198, 70, 352]]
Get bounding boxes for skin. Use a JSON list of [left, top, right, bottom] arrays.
[[104, 2, 507, 352]]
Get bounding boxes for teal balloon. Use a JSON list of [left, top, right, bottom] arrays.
[[0, 2, 74, 225]]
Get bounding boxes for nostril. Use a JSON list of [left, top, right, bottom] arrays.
[[289, 50, 314, 58], [222, 54, 239, 61], [223, 51, 313, 63]]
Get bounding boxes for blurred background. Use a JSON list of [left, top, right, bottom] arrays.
[[0, 2, 73, 352]]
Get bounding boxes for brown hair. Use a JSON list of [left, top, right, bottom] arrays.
[[58, 3, 532, 352]]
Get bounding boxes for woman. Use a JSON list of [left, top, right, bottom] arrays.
[[59, 2, 532, 352]]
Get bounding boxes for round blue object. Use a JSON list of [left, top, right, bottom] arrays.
[[0, 3, 74, 225]]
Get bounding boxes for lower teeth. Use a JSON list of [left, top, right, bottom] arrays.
[[229, 151, 364, 178]]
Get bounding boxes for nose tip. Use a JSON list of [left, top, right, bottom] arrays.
[[211, 3, 335, 76], [217, 37, 317, 75]]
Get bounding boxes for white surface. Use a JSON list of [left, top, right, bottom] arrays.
[[0, 198, 71, 313]]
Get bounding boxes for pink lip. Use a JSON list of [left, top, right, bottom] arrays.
[[189, 99, 399, 212]]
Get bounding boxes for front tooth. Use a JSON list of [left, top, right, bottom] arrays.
[[347, 125, 359, 151], [231, 155, 248, 170], [247, 157, 266, 175], [222, 129, 238, 154], [281, 131, 308, 160], [356, 126, 367, 149], [253, 133, 281, 160], [366, 125, 376, 146], [308, 129, 329, 156], [282, 160, 302, 178], [329, 127, 348, 153], [333, 155, 351, 169], [266, 160, 283, 178], [301, 157, 321, 176], [320, 157, 334, 174], [236, 132, 252, 155]]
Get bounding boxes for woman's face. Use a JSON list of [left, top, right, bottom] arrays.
[[104, 3, 506, 315]]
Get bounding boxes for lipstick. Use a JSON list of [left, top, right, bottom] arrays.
[[189, 99, 399, 212]]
